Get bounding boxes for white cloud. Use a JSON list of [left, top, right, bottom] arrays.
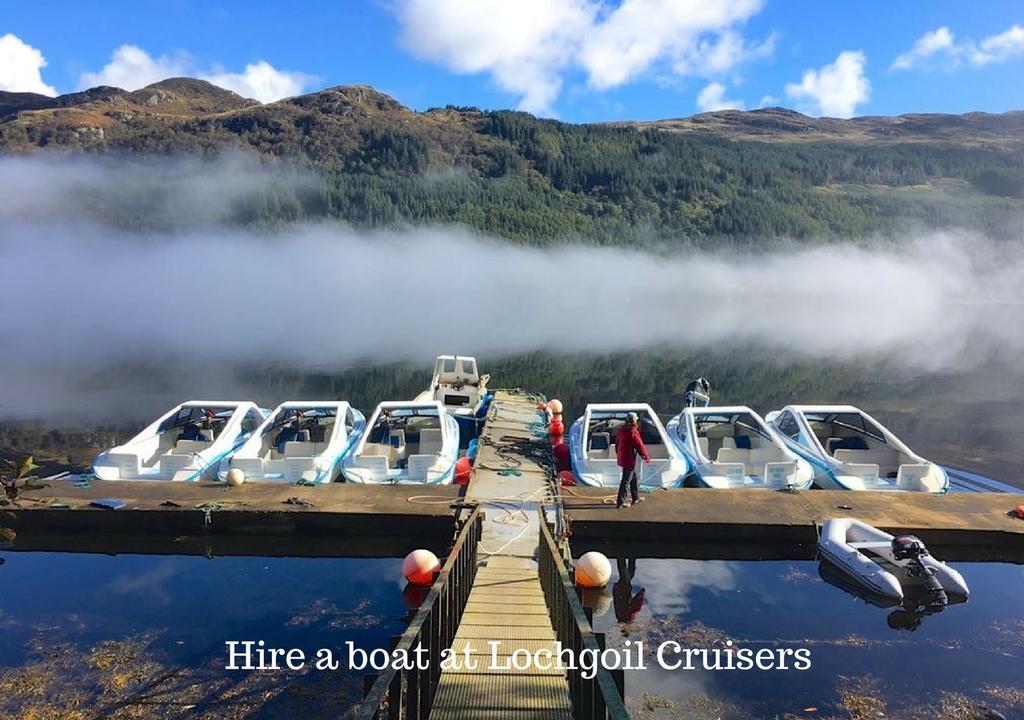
[[696, 82, 744, 111], [78, 45, 314, 102], [0, 33, 57, 96], [970, 24, 1024, 66], [78, 45, 188, 91], [892, 24, 1024, 71], [394, 0, 771, 115], [758, 94, 778, 107], [202, 61, 315, 102], [785, 50, 870, 118], [891, 26, 955, 70]]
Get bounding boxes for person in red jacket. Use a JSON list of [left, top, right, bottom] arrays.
[[616, 412, 651, 508]]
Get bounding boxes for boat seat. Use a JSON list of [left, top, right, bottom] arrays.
[[389, 430, 406, 453], [276, 427, 310, 453], [716, 447, 750, 468], [172, 439, 210, 455], [589, 432, 612, 460], [721, 437, 736, 450], [419, 428, 443, 455], [283, 441, 317, 458], [697, 437, 709, 458], [180, 426, 213, 442], [834, 448, 900, 469], [407, 454, 437, 478], [827, 436, 868, 455], [362, 443, 395, 467]]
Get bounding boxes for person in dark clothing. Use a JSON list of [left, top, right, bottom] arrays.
[[613, 557, 646, 631], [616, 412, 651, 508]]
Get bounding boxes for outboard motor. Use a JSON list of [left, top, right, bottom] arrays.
[[683, 377, 711, 408], [892, 535, 948, 608]]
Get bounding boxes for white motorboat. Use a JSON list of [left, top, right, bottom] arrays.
[[667, 406, 814, 489], [567, 403, 688, 489], [340, 401, 459, 484], [415, 355, 491, 433], [765, 405, 949, 492], [218, 401, 366, 484], [818, 518, 969, 604], [93, 401, 267, 481]]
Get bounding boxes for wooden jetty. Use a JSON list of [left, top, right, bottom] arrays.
[[430, 390, 573, 719]]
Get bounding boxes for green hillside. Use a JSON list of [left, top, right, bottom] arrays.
[[2, 79, 1023, 246]]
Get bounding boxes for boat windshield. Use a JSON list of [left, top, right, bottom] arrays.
[[588, 410, 662, 444], [263, 407, 338, 435], [694, 412, 772, 441], [805, 412, 886, 443], [158, 406, 235, 433]]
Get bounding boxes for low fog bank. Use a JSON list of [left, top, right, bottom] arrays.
[[2, 155, 1023, 420]]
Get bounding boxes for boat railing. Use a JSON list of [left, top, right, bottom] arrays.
[[355, 505, 482, 720], [538, 510, 630, 720]]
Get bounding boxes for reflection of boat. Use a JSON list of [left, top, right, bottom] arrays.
[[218, 402, 365, 484], [340, 401, 459, 484], [667, 406, 813, 489], [568, 404, 688, 488], [817, 518, 969, 605], [765, 405, 949, 492], [94, 401, 267, 481], [414, 355, 491, 435], [817, 559, 968, 631]]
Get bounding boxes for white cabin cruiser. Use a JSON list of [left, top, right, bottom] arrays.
[[93, 401, 267, 481], [818, 518, 969, 605], [667, 406, 814, 489], [568, 404, 688, 489], [765, 405, 949, 493], [340, 401, 459, 484], [415, 355, 491, 431], [218, 402, 366, 484]]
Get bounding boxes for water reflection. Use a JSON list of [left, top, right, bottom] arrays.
[[0, 550, 407, 718], [583, 556, 1024, 719]]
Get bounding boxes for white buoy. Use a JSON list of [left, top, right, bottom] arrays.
[[403, 549, 440, 586], [576, 551, 612, 588], [226, 468, 245, 487]]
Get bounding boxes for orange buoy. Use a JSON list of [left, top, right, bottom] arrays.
[[553, 443, 571, 471], [454, 456, 472, 485], [537, 401, 547, 411], [403, 549, 440, 586], [549, 418, 565, 435], [575, 551, 611, 588], [1014, 504, 1024, 519], [550, 432, 565, 446], [559, 470, 577, 487]]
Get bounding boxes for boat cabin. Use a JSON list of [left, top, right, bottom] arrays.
[[773, 407, 914, 478], [427, 355, 488, 411], [345, 401, 456, 483]]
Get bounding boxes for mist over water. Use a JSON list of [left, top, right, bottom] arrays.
[[2, 155, 1023, 420]]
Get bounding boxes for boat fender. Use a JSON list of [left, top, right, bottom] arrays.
[[549, 418, 565, 436], [403, 549, 440, 587], [226, 468, 245, 487], [454, 457, 472, 485], [553, 443, 571, 471], [548, 399, 563, 415], [1012, 504, 1024, 520], [558, 470, 577, 487], [576, 551, 611, 588]]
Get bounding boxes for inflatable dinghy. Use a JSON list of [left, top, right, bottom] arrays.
[[818, 518, 969, 605]]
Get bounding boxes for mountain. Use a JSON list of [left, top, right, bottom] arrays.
[[2, 78, 1023, 246]]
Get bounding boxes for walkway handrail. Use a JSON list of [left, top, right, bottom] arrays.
[[356, 505, 483, 720], [538, 510, 630, 720]]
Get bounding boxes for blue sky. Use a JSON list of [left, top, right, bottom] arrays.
[[3, 0, 1024, 122]]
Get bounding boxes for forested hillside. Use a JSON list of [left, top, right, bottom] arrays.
[[2, 79, 1023, 246]]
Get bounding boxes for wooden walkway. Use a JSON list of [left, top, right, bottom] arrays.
[[430, 391, 572, 720]]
